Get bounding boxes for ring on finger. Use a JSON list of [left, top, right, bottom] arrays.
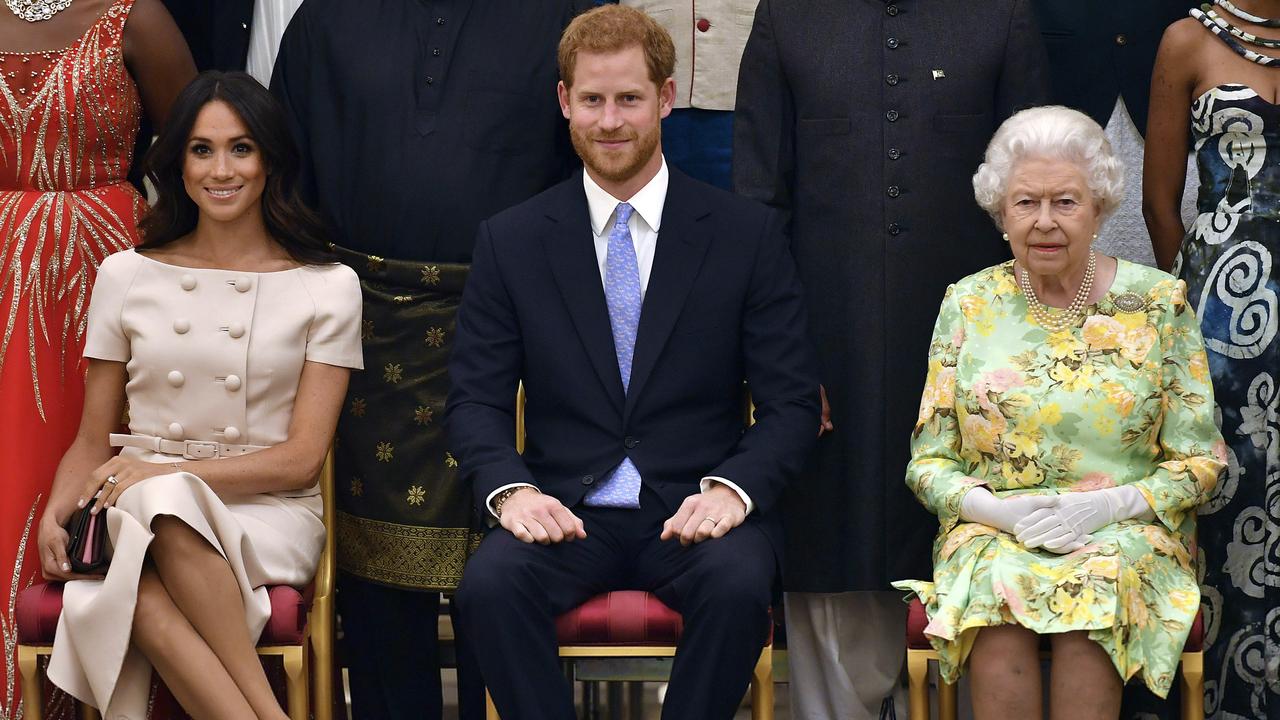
[[702, 516, 719, 525], [105, 475, 119, 486]]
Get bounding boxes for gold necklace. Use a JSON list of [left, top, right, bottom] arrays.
[[6, 0, 72, 22], [1017, 251, 1096, 332]]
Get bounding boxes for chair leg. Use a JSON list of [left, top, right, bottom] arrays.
[[282, 646, 309, 720], [938, 675, 958, 720], [312, 597, 335, 720], [18, 645, 44, 720], [1180, 652, 1204, 720], [485, 689, 500, 720], [906, 649, 930, 720], [750, 645, 774, 720]]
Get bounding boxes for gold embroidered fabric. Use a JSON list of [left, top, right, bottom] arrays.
[[1, 2, 143, 717], [329, 245, 480, 591]]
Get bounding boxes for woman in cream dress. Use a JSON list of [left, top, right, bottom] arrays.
[[34, 72, 361, 720]]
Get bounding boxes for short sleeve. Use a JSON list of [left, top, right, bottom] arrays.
[[302, 263, 364, 369], [83, 250, 141, 362]]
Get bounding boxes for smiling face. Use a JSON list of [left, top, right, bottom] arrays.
[[182, 100, 266, 226], [558, 44, 674, 198], [1001, 155, 1101, 281]]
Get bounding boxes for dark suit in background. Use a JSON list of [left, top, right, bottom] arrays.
[[733, 1, 1050, 716], [1031, 0, 1198, 268], [270, 1, 586, 717], [447, 167, 820, 718]]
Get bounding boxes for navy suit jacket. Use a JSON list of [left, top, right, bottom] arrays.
[[445, 168, 820, 554]]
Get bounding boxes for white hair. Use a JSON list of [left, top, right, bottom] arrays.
[[972, 105, 1125, 230]]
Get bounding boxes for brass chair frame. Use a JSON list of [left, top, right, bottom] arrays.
[[17, 451, 337, 720], [905, 643, 1204, 720]]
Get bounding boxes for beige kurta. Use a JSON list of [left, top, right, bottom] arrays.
[[48, 249, 363, 718]]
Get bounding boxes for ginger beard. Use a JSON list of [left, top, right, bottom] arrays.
[[570, 119, 661, 186]]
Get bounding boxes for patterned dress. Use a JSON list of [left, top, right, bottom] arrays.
[[1178, 83, 1280, 719], [0, 2, 144, 718], [893, 260, 1226, 697]]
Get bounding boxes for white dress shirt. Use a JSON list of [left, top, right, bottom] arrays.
[[487, 158, 754, 518]]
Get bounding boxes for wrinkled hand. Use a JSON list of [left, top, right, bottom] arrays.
[[36, 512, 104, 580], [80, 455, 173, 515], [500, 488, 586, 545], [661, 484, 747, 546], [818, 384, 834, 437]]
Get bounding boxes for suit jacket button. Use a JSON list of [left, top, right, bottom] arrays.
[[624, 436, 639, 448], [581, 475, 595, 485]]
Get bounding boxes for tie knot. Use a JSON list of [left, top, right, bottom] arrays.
[[614, 202, 634, 228]]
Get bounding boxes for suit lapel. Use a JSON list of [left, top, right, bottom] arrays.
[[542, 176, 626, 411], [626, 172, 712, 420]]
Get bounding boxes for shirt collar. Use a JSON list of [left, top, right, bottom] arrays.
[[583, 156, 668, 236]]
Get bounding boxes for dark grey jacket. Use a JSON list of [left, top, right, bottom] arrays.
[[733, 0, 1050, 590]]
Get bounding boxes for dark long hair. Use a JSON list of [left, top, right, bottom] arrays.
[[138, 71, 334, 264]]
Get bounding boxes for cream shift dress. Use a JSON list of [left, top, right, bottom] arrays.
[[47, 249, 363, 718]]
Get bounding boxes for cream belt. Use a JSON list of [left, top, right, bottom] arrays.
[[109, 433, 268, 460]]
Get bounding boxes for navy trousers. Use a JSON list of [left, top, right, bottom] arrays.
[[455, 485, 775, 719]]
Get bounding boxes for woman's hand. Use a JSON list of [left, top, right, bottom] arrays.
[[36, 511, 104, 580], [80, 456, 174, 514]]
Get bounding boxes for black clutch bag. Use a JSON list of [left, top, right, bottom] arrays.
[[65, 504, 108, 574]]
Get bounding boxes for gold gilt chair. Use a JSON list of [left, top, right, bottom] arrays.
[[904, 597, 1206, 720], [484, 385, 775, 720], [16, 450, 338, 720]]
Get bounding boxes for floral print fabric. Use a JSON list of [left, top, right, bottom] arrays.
[[892, 260, 1226, 697]]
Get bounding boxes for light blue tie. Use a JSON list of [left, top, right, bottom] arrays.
[[584, 202, 643, 508]]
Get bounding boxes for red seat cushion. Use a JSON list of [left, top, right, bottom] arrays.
[[907, 597, 1205, 653], [556, 591, 684, 646], [16, 583, 63, 645], [16, 582, 312, 646]]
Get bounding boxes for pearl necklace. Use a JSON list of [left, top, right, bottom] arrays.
[[1017, 251, 1096, 333], [6, 0, 71, 22]]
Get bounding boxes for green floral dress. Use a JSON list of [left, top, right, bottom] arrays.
[[891, 259, 1226, 697]]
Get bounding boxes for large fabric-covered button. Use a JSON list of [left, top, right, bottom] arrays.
[[173, 318, 190, 334], [233, 276, 253, 293], [167, 370, 185, 387], [224, 426, 242, 442], [228, 322, 245, 338], [167, 422, 184, 438], [225, 374, 242, 391], [180, 274, 197, 291]]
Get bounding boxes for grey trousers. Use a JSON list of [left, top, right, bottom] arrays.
[[785, 591, 909, 720]]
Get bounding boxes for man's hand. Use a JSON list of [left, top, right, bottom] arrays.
[[661, 483, 748, 546], [499, 488, 586, 545], [818, 384, 834, 437]]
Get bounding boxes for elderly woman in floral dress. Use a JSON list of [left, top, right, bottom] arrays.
[[893, 105, 1226, 720]]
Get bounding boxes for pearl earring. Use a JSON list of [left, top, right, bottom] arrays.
[[1002, 233, 1009, 242]]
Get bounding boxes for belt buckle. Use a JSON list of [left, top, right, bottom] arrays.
[[183, 441, 219, 459]]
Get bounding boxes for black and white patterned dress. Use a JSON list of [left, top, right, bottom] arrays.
[[1179, 82, 1280, 719]]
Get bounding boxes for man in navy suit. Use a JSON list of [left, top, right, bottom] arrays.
[[445, 5, 820, 718]]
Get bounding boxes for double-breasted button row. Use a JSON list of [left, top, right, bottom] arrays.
[[224, 374, 242, 392], [886, 4, 899, 15], [581, 474, 595, 486], [887, 185, 901, 198]]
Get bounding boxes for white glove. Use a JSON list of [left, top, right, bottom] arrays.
[[959, 487, 1058, 535], [1015, 486, 1155, 552]]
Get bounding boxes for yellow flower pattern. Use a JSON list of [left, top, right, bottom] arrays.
[[893, 261, 1225, 698]]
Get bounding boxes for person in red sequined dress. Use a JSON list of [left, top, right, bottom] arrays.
[[0, 1, 193, 717]]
